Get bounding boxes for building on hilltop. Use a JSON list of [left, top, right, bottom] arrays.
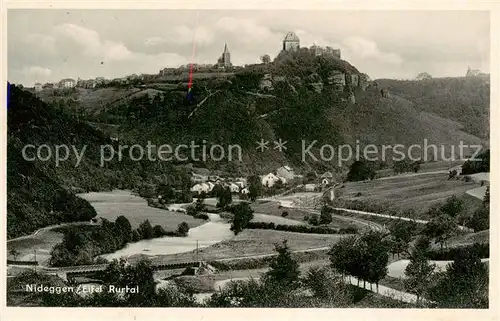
[[310, 45, 341, 59], [216, 43, 232, 69], [283, 31, 300, 52], [34, 83, 43, 92], [466, 66, 481, 77], [466, 66, 489, 77], [59, 78, 77, 89]]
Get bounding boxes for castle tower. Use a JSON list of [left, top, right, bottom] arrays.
[[283, 32, 300, 52]]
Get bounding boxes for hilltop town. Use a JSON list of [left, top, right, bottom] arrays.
[[31, 31, 369, 95]]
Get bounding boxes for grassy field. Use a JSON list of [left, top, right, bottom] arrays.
[[7, 222, 92, 264], [251, 200, 364, 230], [251, 213, 306, 226], [149, 229, 344, 265], [376, 160, 463, 178], [80, 191, 205, 231], [334, 173, 482, 218]]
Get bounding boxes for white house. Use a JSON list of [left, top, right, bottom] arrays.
[[241, 187, 250, 195], [59, 78, 77, 88], [34, 83, 43, 92], [234, 180, 247, 189], [228, 183, 240, 193], [261, 173, 280, 187], [190, 183, 213, 194], [191, 174, 208, 183], [277, 166, 295, 180]]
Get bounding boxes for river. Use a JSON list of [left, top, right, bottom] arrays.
[[79, 190, 233, 261]]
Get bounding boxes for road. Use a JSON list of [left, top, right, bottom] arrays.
[[7, 221, 92, 244]]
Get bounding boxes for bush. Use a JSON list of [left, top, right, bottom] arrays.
[[194, 213, 209, 220], [176, 222, 190, 237], [281, 211, 289, 218]]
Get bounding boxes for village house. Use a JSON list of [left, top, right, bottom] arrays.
[[34, 83, 43, 92], [190, 183, 212, 194], [228, 183, 240, 193], [191, 174, 208, 183], [261, 173, 281, 188]]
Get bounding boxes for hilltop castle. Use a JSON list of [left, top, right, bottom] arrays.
[[282, 31, 341, 59]]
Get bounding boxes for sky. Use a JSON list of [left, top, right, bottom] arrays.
[[7, 9, 490, 85]]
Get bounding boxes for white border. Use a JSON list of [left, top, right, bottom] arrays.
[[1, 1, 498, 320]]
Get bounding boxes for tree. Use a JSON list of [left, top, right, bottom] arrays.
[[185, 205, 197, 218], [469, 204, 489, 231], [138, 220, 154, 240], [429, 245, 489, 308], [424, 214, 456, 250], [131, 229, 141, 242], [114, 216, 133, 246], [230, 202, 254, 235], [264, 240, 300, 289], [195, 192, 207, 213], [404, 251, 436, 303], [466, 186, 489, 231], [217, 186, 233, 209], [329, 235, 357, 278], [413, 235, 431, 254], [248, 175, 262, 202], [308, 214, 320, 226], [176, 222, 190, 237], [346, 160, 376, 182], [389, 219, 418, 258], [157, 183, 175, 202], [153, 225, 166, 237], [260, 54, 271, 64], [320, 205, 333, 225], [360, 231, 390, 292], [416, 72, 432, 80], [439, 195, 464, 218]]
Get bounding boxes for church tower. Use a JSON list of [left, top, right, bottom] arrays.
[[217, 43, 232, 69]]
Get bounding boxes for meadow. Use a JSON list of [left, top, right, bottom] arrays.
[[334, 172, 482, 218]]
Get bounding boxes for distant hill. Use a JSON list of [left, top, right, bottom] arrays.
[[375, 77, 489, 139], [7, 57, 489, 237]]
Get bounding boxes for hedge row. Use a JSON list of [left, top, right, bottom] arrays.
[[425, 243, 489, 260], [246, 221, 357, 235]]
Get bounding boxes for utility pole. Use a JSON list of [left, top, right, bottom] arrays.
[[33, 248, 37, 273], [196, 240, 199, 263]]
